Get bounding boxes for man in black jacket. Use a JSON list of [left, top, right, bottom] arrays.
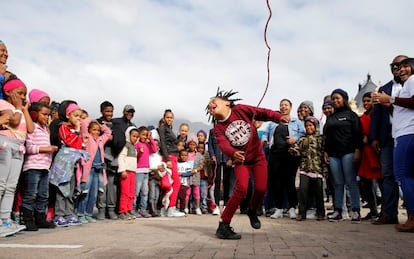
[[103, 104, 136, 219], [96, 101, 117, 220]]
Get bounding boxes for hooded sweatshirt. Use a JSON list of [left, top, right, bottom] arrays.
[[292, 118, 327, 178], [118, 126, 138, 173]]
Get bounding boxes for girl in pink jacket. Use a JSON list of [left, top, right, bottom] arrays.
[[77, 118, 112, 223]]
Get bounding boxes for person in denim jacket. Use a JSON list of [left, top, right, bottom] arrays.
[[262, 99, 305, 220]]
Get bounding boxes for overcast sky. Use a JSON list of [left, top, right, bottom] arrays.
[[3, 0, 413, 126]]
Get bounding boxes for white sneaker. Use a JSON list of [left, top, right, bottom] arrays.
[[212, 207, 220, 215], [270, 208, 283, 219], [288, 208, 297, 219], [195, 208, 202, 215], [184, 208, 189, 214], [342, 211, 349, 220], [7, 220, 25, 233], [306, 208, 317, 220], [160, 207, 167, 217], [0, 222, 16, 237], [167, 207, 185, 217]]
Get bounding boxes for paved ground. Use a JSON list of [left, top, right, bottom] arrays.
[[1, 206, 413, 259]]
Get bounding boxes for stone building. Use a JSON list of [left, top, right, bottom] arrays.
[[351, 74, 380, 115]]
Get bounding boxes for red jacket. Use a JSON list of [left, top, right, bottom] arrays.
[[58, 124, 83, 149], [358, 113, 381, 179]]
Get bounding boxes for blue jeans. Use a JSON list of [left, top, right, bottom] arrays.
[[200, 178, 208, 210], [148, 178, 159, 204], [379, 144, 399, 218], [22, 169, 49, 212], [329, 153, 360, 211], [394, 134, 414, 214], [77, 168, 100, 216], [135, 173, 149, 210]]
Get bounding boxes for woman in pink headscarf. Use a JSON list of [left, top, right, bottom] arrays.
[[0, 79, 34, 237]]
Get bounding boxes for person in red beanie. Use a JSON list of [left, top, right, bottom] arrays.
[[207, 88, 289, 239]]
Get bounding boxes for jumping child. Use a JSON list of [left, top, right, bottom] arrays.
[[207, 88, 289, 239]]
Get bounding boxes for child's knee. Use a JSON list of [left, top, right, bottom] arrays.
[[233, 187, 248, 199], [255, 186, 267, 196]]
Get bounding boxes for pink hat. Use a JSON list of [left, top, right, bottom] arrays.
[[29, 89, 50, 103], [3, 79, 26, 92], [66, 103, 82, 115]]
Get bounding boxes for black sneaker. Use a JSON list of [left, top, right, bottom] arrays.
[[328, 211, 343, 222], [351, 211, 361, 224], [216, 222, 242, 240], [265, 208, 276, 217], [247, 209, 261, 229], [362, 212, 379, 221]]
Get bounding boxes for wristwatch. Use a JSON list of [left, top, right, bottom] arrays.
[[390, 96, 395, 104]]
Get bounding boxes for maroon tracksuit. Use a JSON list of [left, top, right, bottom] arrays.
[[214, 104, 281, 223]]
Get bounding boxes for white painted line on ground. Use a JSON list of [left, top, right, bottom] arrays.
[[0, 244, 83, 249]]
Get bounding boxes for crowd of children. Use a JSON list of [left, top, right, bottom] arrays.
[[1, 40, 413, 240], [0, 59, 222, 238], [0, 88, 221, 238]]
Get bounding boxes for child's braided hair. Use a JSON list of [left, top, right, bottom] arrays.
[[206, 87, 242, 123]]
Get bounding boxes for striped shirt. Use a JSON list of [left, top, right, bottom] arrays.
[[22, 123, 53, 172]]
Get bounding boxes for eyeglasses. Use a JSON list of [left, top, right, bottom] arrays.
[[390, 62, 401, 72]]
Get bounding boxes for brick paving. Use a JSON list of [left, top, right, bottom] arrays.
[[1, 207, 413, 258]]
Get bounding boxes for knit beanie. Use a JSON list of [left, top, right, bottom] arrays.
[[186, 134, 198, 145], [300, 100, 314, 115], [304, 116, 319, 128], [322, 100, 332, 108], [331, 88, 349, 101], [196, 130, 207, 138], [3, 79, 26, 92], [29, 89, 49, 103]]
